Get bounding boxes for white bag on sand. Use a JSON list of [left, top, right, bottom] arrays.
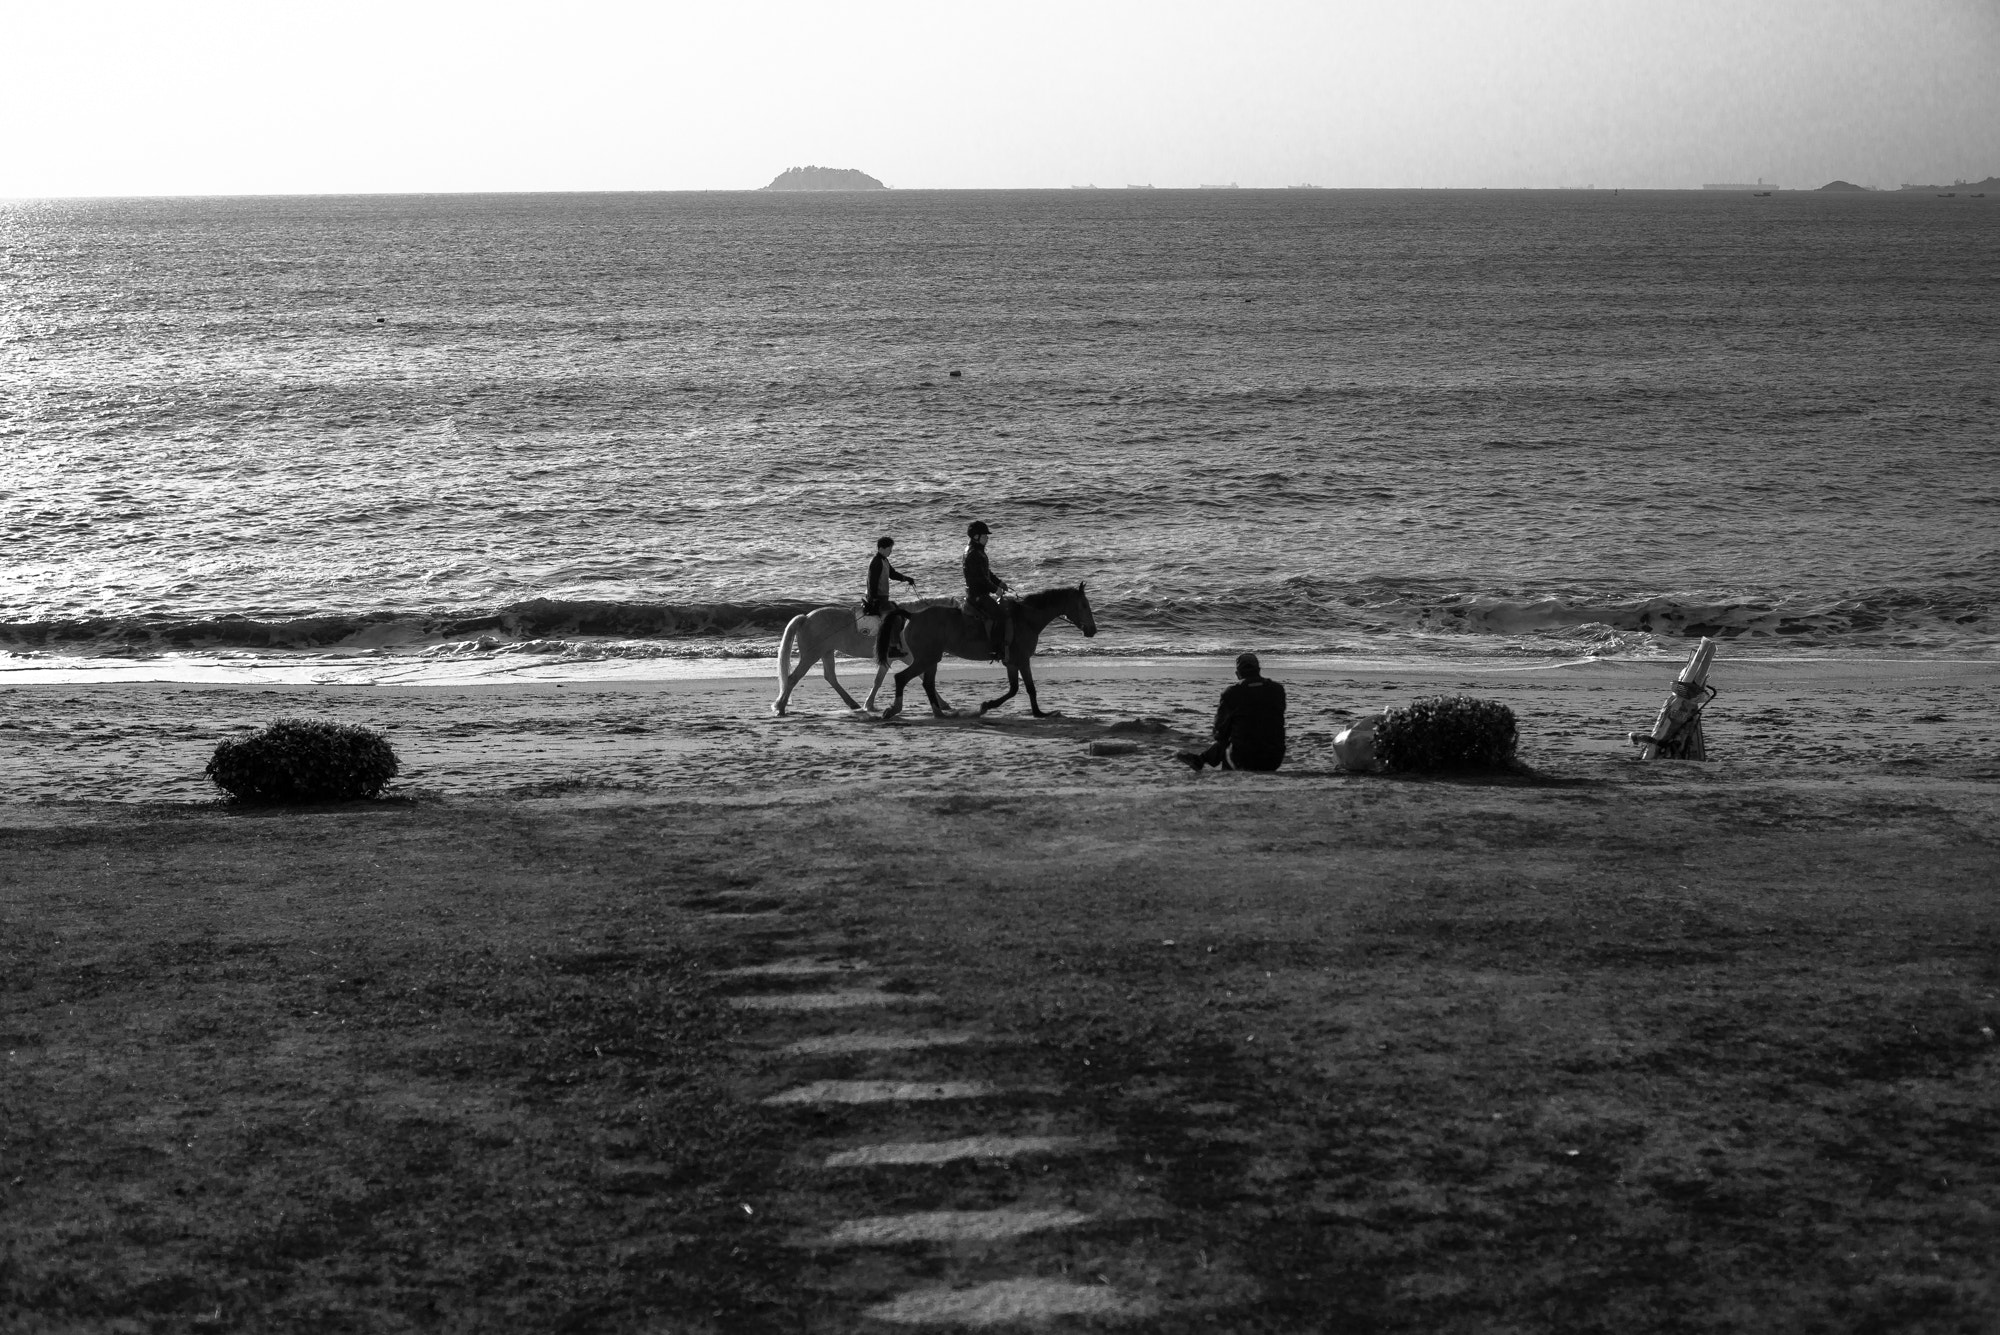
[[1333, 713, 1387, 772]]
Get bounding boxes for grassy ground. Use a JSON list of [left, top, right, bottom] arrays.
[[3, 765, 1997, 1332]]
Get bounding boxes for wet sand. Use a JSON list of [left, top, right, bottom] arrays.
[[1, 656, 1995, 805]]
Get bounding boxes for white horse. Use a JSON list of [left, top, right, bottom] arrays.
[[772, 601, 946, 715]]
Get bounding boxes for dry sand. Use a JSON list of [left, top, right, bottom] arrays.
[[3, 655, 1996, 804], [4, 653, 1996, 1330]]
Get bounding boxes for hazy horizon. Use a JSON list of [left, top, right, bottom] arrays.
[[2, 0, 1996, 198], [6, 184, 1995, 203]]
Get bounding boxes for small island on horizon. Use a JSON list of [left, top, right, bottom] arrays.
[[762, 166, 886, 191]]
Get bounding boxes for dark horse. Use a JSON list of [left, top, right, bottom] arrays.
[[875, 584, 1097, 720]]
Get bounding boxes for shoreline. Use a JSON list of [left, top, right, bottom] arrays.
[[3, 649, 1996, 689], [3, 655, 1994, 806]]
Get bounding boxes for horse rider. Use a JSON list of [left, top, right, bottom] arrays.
[[962, 520, 1014, 660], [864, 535, 917, 619]]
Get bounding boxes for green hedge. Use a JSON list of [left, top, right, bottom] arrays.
[[206, 719, 399, 803], [1373, 696, 1517, 772]]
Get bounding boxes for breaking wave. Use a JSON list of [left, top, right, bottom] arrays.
[[0, 598, 820, 656], [1, 583, 1990, 664]]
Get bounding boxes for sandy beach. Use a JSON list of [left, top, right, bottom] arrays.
[[4, 654, 1997, 1330], [5, 655, 1997, 804], [9, 22, 1996, 1324]]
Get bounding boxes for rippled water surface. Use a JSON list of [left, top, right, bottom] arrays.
[[2, 189, 1996, 673]]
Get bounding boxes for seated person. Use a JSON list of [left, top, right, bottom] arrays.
[[1176, 653, 1286, 772]]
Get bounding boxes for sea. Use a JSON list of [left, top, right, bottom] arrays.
[[2, 188, 1996, 683]]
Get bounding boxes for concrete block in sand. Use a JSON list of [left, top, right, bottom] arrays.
[[824, 1134, 1090, 1166], [764, 1079, 999, 1106], [727, 988, 936, 1011], [719, 958, 870, 977], [779, 1031, 978, 1055], [866, 1278, 1151, 1325], [815, 1206, 1092, 1246]]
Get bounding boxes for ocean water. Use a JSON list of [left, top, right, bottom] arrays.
[[2, 189, 1996, 679]]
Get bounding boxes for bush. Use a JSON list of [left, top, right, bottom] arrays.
[[1373, 695, 1517, 772], [206, 718, 399, 803]]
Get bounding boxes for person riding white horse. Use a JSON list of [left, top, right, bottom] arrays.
[[862, 535, 917, 632], [772, 536, 922, 715]]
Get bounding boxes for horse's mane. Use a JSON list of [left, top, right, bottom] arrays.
[[1019, 585, 1082, 612]]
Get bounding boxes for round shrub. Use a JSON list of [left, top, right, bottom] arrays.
[[1373, 695, 1518, 772], [206, 718, 399, 803]]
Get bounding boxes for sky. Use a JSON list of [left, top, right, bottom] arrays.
[[2, 0, 1996, 196]]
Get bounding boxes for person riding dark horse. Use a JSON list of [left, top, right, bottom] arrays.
[[962, 520, 1014, 661], [863, 535, 916, 618]]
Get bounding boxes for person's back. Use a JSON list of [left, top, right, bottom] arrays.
[[1177, 652, 1286, 772], [1214, 674, 1286, 770]]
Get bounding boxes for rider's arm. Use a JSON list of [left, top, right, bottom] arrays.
[[889, 562, 915, 585]]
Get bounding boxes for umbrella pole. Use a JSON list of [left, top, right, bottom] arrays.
[[1632, 638, 1719, 760]]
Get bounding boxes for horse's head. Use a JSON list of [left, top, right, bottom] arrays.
[[1069, 582, 1098, 637]]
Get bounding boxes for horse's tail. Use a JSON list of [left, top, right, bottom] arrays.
[[875, 608, 906, 666], [778, 613, 806, 686]]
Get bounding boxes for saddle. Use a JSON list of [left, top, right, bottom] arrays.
[[961, 596, 1017, 661]]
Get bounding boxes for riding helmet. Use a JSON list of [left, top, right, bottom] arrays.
[[966, 520, 991, 537]]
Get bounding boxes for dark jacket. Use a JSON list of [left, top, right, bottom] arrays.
[[1215, 677, 1286, 769], [963, 544, 1006, 600], [865, 552, 913, 614]]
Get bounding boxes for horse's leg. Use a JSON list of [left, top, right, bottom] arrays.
[[979, 662, 1021, 715], [865, 659, 895, 712], [1022, 659, 1052, 717], [777, 651, 821, 713], [773, 616, 806, 715], [881, 660, 921, 721], [820, 655, 862, 711], [921, 664, 954, 718]]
